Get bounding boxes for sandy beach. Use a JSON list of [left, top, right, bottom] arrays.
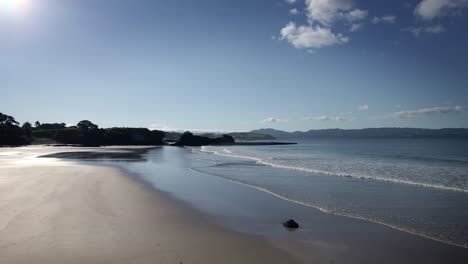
[[2, 145, 468, 264], [0, 146, 299, 264]]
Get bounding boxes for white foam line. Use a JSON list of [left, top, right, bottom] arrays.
[[199, 147, 468, 193], [189, 167, 468, 249]]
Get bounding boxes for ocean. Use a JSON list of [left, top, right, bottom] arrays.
[[114, 138, 468, 250], [194, 138, 468, 248]]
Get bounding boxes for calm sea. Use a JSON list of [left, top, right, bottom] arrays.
[[193, 138, 468, 247], [111, 138, 468, 249]]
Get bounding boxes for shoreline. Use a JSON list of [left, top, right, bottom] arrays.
[[190, 167, 468, 249], [0, 146, 301, 264], [36, 146, 468, 250], [114, 146, 468, 263], [2, 145, 468, 263]]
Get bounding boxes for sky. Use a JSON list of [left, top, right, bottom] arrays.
[[1, 0, 468, 132]]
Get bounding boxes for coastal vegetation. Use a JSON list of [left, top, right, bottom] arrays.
[[0, 113, 32, 145], [164, 131, 276, 142], [1, 111, 274, 147], [1, 112, 165, 147], [175, 131, 235, 146]]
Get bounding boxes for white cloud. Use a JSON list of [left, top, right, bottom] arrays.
[[285, 0, 297, 4], [415, 0, 468, 19], [280, 0, 368, 50], [280, 22, 349, 49], [263, 117, 288, 123], [403, 24, 447, 36], [342, 9, 368, 22], [289, 8, 299, 15], [371, 15, 397, 24], [358, 104, 369, 111], [350, 23, 363, 32], [305, 115, 349, 121], [305, 0, 354, 25], [389, 106, 468, 118]]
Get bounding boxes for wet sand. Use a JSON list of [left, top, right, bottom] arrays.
[[2, 145, 468, 264], [0, 146, 300, 264]]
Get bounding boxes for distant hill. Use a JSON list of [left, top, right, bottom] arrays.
[[251, 128, 468, 139], [227, 132, 275, 141]]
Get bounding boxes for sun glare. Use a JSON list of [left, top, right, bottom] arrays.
[[0, 0, 29, 15]]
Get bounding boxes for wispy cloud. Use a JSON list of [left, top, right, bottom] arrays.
[[414, 0, 468, 20], [289, 8, 299, 15], [424, 24, 447, 33], [402, 24, 447, 36], [263, 117, 288, 123], [371, 15, 397, 24], [349, 23, 363, 32], [285, 0, 297, 4], [358, 104, 369, 111], [342, 9, 368, 22], [388, 106, 468, 118], [305, 115, 349, 121]]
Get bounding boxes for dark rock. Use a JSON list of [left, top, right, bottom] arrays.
[[283, 219, 299, 229]]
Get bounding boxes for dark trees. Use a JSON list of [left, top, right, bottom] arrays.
[[2, 116, 165, 147], [103, 128, 165, 145], [37, 123, 66, 130], [77, 120, 103, 146], [0, 113, 31, 146], [0, 113, 19, 126], [176, 132, 235, 146], [77, 120, 99, 132], [22, 122, 33, 140]]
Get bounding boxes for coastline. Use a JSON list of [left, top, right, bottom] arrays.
[[0, 146, 300, 264], [2, 145, 468, 264], [111, 146, 468, 264]]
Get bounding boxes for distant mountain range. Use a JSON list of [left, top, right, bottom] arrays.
[[250, 128, 468, 139]]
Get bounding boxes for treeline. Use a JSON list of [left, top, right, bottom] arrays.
[[34, 120, 165, 146], [175, 131, 234, 146], [0, 113, 32, 145], [1, 112, 165, 147]]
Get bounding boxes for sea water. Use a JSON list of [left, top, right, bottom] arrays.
[[191, 138, 468, 248], [112, 138, 468, 249]]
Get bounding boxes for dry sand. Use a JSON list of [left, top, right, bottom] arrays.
[[0, 146, 299, 264]]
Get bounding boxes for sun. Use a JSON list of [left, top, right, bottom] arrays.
[[0, 0, 29, 15]]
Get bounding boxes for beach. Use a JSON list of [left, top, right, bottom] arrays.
[[1, 145, 467, 264], [0, 146, 299, 264]]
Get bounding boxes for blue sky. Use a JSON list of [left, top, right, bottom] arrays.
[[1, 0, 467, 132]]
